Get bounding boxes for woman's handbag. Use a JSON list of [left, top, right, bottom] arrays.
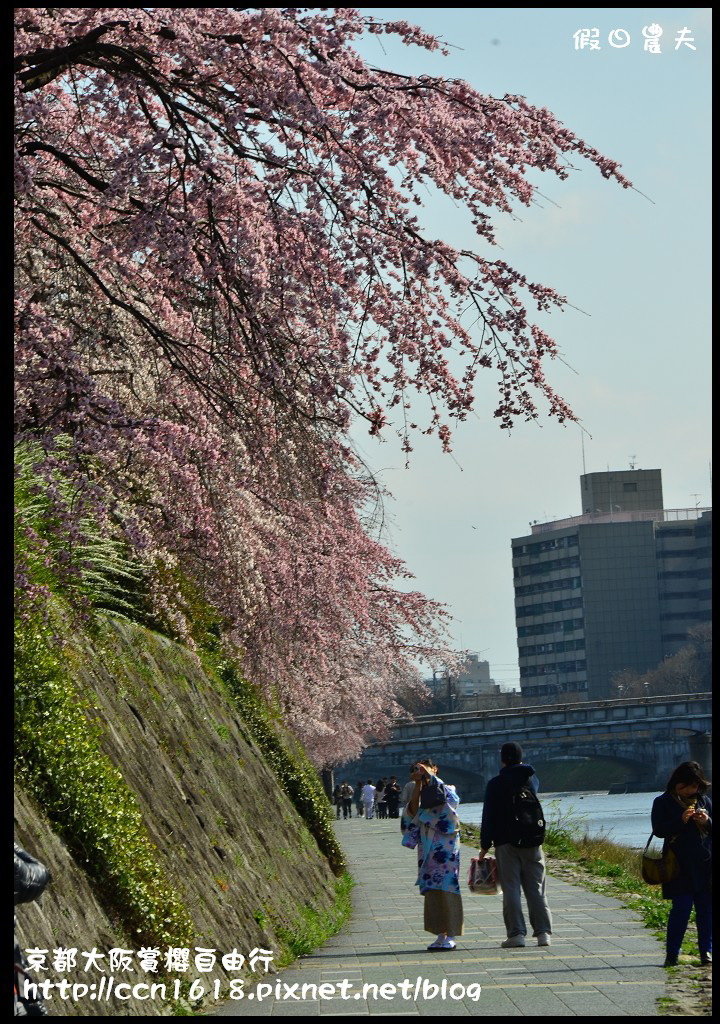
[[468, 855, 502, 895], [641, 832, 680, 885]]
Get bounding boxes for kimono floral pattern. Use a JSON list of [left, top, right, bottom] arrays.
[[401, 777, 461, 895]]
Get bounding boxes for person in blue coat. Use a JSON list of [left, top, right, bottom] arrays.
[[651, 761, 712, 967]]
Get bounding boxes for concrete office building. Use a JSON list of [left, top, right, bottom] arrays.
[[512, 470, 711, 701], [425, 654, 499, 704], [453, 653, 499, 697]]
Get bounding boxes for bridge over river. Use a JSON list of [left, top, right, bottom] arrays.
[[338, 693, 711, 800]]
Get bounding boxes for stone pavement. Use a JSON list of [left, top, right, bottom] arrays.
[[212, 817, 666, 1016]]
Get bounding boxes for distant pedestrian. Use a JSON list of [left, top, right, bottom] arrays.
[[340, 781, 354, 819], [355, 780, 365, 818], [375, 779, 387, 819], [385, 776, 401, 818], [478, 741, 552, 949], [362, 779, 376, 819], [651, 761, 712, 967], [402, 757, 463, 950], [333, 784, 343, 819], [399, 773, 415, 812]]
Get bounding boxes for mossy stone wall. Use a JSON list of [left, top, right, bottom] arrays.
[[15, 613, 340, 1016]]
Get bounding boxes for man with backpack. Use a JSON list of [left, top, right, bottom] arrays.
[[477, 741, 552, 949], [339, 782, 354, 819]]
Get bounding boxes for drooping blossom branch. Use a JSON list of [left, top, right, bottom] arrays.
[[15, 8, 630, 762]]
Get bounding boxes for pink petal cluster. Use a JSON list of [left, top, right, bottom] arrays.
[[14, 9, 630, 763]]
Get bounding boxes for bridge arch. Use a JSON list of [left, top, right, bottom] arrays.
[[337, 694, 711, 799]]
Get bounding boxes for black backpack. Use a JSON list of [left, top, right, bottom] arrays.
[[507, 781, 546, 848]]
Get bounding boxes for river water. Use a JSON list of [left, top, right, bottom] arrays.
[[460, 791, 657, 849]]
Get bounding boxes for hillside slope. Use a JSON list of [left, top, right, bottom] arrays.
[[14, 612, 344, 1016]]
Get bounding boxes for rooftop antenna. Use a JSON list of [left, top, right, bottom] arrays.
[[691, 493, 701, 509], [629, 455, 637, 470]]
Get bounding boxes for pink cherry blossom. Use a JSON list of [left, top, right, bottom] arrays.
[[14, 9, 630, 763]]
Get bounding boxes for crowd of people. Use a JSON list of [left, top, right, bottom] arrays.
[[332, 777, 403, 819], [330, 749, 712, 965]]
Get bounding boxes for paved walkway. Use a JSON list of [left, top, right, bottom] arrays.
[[213, 818, 666, 1016]]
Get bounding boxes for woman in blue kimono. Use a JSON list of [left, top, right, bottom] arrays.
[[401, 757, 464, 950]]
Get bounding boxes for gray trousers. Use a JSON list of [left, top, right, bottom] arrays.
[[495, 844, 552, 938]]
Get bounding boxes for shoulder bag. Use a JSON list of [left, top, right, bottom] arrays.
[[641, 832, 679, 885]]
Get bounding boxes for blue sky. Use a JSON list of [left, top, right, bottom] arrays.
[[350, 8, 712, 688]]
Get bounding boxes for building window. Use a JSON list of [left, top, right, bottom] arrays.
[[514, 556, 581, 578], [516, 597, 583, 618]]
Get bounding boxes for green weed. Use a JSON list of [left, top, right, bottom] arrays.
[[14, 612, 194, 948], [274, 873, 354, 967]]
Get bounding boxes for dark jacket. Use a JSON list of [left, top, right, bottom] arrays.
[[651, 792, 712, 899], [384, 782, 401, 807], [14, 843, 51, 906], [480, 763, 540, 851]]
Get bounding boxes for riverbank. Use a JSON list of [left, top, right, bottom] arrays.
[[460, 790, 659, 849], [547, 857, 711, 1017]]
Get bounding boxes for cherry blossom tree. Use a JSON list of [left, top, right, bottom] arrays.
[[14, 8, 631, 763]]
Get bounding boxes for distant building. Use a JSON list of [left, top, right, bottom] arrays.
[[580, 468, 664, 517], [425, 653, 499, 708], [511, 470, 711, 701], [455, 653, 498, 696]]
